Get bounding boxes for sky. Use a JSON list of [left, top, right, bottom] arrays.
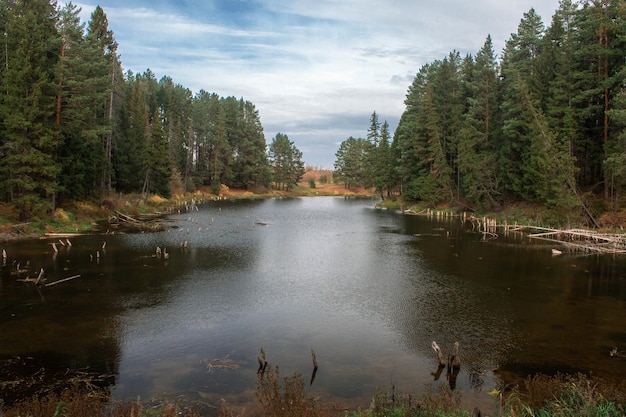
[[75, 0, 561, 168]]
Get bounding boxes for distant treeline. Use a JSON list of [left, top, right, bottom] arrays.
[[335, 0, 626, 223], [0, 1, 304, 220]]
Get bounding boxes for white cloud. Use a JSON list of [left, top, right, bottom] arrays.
[[75, 0, 561, 168]]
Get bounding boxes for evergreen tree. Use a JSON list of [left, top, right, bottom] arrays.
[[374, 120, 394, 198], [56, 2, 111, 200], [573, 0, 626, 198], [233, 99, 270, 189], [142, 111, 172, 197], [334, 137, 368, 189], [115, 72, 148, 192], [541, 0, 579, 162], [191, 90, 218, 186], [157, 76, 193, 192], [268, 133, 304, 190], [417, 83, 454, 205], [87, 5, 122, 194], [499, 9, 549, 202], [457, 36, 501, 208], [211, 102, 231, 193], [0, 0, 61, 219]]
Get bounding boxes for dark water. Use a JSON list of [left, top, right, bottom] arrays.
[[1, 197, 626, 413]]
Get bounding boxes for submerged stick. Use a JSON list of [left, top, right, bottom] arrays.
[[35, 268, 44, 285], [45, 274, 81, 287]]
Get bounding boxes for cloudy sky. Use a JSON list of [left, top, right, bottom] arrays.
[[75, 0, 561, 168]]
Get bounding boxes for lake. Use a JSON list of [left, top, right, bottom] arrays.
[[1, 196, 626, 414]]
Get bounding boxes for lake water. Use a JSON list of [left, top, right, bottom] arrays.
[[1, 197, 626, 414]]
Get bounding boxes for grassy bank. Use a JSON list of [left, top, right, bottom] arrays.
[[0, 170, 377, 242], [2, 371, 624, 417]]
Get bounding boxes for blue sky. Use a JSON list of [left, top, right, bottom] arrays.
[[75, 0, 561, 168]]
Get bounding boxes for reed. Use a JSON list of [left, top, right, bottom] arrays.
[[256, 363, 323, 417]]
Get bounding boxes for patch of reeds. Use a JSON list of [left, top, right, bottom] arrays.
[[256, 363, 323, 417], [503, 373, 625, 417], [1, 384, 203, 417], [2, 364, 625, 417]]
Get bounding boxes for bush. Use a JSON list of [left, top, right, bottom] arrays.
[[308, 178, 316, 188]]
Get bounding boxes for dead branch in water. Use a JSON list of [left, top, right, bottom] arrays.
[[525, 227, 626, 254], [310, 349, 318, 386], [45, 275, 81, 287], [431, 341, 446, 367], [204, 354, 242, 372], [111, 210, 170, 232]]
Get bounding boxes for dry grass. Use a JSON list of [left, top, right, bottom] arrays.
[[503, 373, 625, 417], [2, 371, 625, 417], [256, 364, 324, 417], [2, 385, 202, 417]]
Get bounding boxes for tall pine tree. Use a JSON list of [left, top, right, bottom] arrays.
[[0, 0, 61, 219]]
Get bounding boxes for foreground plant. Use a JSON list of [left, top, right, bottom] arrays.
[[256, 363, 322, 417], [504, 374, 625, 417]]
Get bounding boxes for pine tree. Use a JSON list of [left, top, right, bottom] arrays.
[[157, 76, 193, 192], [142, 111, 172, 197], [457, 36, 501, 208], [268, 133, 304, 190], [87, 6, 122, 194], [606, 88, 626, 210], [56, 2, 111, 200], [573, 0, 626, 198], [0, 0, 61, 219], [234, 99, 270, 189], [394, 65, 432, 201], [115, 72, 148, 192], [334, 137, 368, 189], [499, 9, 549, 202]]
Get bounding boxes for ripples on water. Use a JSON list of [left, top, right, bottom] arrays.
[[1, 197, 626, 413]]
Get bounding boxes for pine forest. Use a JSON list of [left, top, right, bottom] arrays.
[[334, 0, 626, 226], [0, 0, 305, 221]]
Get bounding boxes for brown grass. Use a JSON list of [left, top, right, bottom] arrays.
[[2, 384, 202, 417], [256, 364, 324, 417]]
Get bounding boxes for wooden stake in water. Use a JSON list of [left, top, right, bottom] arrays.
[[310, 349, 318, 385]]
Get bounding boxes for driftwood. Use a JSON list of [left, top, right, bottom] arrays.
[[111, 210, 169, 232], [204, 353, 242, 372], [525, 227, 626, 254], [17, 268, 45, 285], [431, 341, 461, 390], [431, 341, 446, 367], [45, 274, 81, 287]]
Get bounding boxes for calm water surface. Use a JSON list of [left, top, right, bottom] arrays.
[[1, 197, 626, 413]]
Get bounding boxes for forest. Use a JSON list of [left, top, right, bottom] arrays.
[[334, 0, 626, 226], [0, 0, 305, 221]]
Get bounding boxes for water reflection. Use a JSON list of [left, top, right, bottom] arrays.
[[1, 197, 626, 413]]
